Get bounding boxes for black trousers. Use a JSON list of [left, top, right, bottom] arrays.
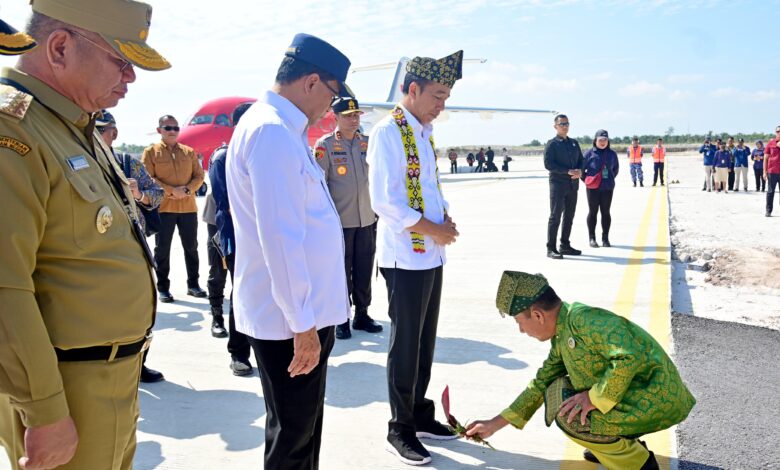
[[343, 223, 376, 315], [205, 224, 251, 361], [728, 170, 735, 190], [586, 189, 613, 241], [380, 266, 442, 436], [767, 173, 780, 214], [547, 180, 578, 250], [249, 327, 335, 470], [154, 212, 199, 291], [755, 168, 765, 191], [653, 162, 665, 185], [475, 161, 484, 172], [450, 161, 457, 173]]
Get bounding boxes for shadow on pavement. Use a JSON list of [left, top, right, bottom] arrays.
[[138, 381, 265, 451], [330, 321, 527, 370], [424, 438, 585, 469], [134, 441, 164, 470], [152, 310, 204, 332]]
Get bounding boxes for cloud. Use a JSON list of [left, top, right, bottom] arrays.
[[712, 88, 779, 102], [618, 81, 665, 97], [588, 72, 613, 81]]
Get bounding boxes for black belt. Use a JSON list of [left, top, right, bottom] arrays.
[[55, 335, 151, 362]]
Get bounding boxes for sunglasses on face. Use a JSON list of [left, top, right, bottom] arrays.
[[161, 125, 180, 132], [557, 122, 570, 127], [97, 126, 115, 134]]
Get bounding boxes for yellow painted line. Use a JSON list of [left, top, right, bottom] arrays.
[[644, 186, 674, 470], [560, 188, 659, 469]]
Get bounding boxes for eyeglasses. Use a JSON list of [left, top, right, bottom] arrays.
[[161, 125, 180, 132], [97, 126, 115, 134], [557, 122, 570, 127], [67, 29, 132, 73], [319, 79, 340, 104]]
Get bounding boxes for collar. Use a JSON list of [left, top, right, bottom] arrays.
[[262, 90, 308, 138], [398, 103, 433, 139], [335, 127, 360, 141], [160, 142, 180, 152], [554, 302, 570, 339], [555, 135, 569, 142], [1, 67, 91, 129]]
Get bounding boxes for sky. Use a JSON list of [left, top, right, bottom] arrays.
[[2, 0, 778, 148]]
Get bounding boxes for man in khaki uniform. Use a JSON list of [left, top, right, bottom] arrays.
[[0, 1, 169, 469], [142, 116, 205, 303], [314, 97, 382, 340]]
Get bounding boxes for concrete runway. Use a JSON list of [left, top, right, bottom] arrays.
[[0, 156, 745, 469]]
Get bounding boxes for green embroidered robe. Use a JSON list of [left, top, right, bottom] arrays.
[[501, 302, 696, 437]]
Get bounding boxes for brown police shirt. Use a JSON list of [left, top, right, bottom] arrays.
[[142, 142, 204, 213]]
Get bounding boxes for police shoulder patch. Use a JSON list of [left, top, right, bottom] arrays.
[[315, 146, 326, 161], [0, 135, 31, 156], [0, 85, 33, 121]]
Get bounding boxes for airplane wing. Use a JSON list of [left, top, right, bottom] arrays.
[[360, 102, 556, 115]]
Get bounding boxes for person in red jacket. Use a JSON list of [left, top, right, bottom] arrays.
[[763, 126, 780, 217]]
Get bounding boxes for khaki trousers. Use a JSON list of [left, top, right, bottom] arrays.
[[715, 167, 730, 190], [568, 435, 651, 470], [0, 353, 142, 470]]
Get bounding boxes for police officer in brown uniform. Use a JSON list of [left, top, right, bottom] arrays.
[[0, 1, 169, 468], [314, 97, 383, 339]]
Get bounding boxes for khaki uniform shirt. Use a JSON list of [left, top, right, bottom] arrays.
[[142, 142, 204, 213], [0, 67, 155, 427], [314, 130, 375, 228]]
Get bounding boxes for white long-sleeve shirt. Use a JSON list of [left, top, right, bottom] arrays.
[[367, 104, 450, 270], [226, 90, 349, 340]]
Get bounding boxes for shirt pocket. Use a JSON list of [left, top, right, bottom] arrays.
[[303, 163, 335, 216], [65, 166, 130, 250]]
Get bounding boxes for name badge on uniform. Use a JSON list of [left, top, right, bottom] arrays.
[[67, 155, 90, 171]]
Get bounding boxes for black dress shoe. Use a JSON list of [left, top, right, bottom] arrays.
[[335, 321, 351, 339], [583, 449, 599, 463], [158, 291, 174, 303], [352, 313, 383, 333], [559, 245, 582, 256], [140, 366, 165, 383], [547, 249, 563, 260], [230, 358, 253, 376], [211, 315, 228, 338], [187, 286, 207, 298], [589, 239, 599, 248], [601, 238, 611, 247], [640, 181, 644, 187]]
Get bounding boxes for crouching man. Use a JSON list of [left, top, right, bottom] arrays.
[[466, 271, 696, 470]]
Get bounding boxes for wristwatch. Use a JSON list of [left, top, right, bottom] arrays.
[[184, 187, 191, 195]]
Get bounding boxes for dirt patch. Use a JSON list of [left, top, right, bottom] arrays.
[[705, 247, 780, 290]]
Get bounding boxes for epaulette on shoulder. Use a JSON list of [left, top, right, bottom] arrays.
[[0, 84, 33, 122]]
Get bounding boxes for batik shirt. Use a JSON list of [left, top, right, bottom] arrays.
[[501, 302, 696, 437]]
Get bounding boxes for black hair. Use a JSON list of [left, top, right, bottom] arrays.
[[275, 56, 336, 85], [158, 115, 177, 126], [554, 114, 568, 123], [232, 103, 252, 126], [531, 286, 561, 311], [401, 73, 433, 95]]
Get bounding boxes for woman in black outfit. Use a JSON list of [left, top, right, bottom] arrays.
[[581, 129, 619, 247]]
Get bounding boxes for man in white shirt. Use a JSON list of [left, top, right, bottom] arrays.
[[367, 50, 463, 466], [225, 33, 353, 469]]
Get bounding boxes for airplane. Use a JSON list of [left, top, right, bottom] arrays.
[[178, 58, 557, 169]]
